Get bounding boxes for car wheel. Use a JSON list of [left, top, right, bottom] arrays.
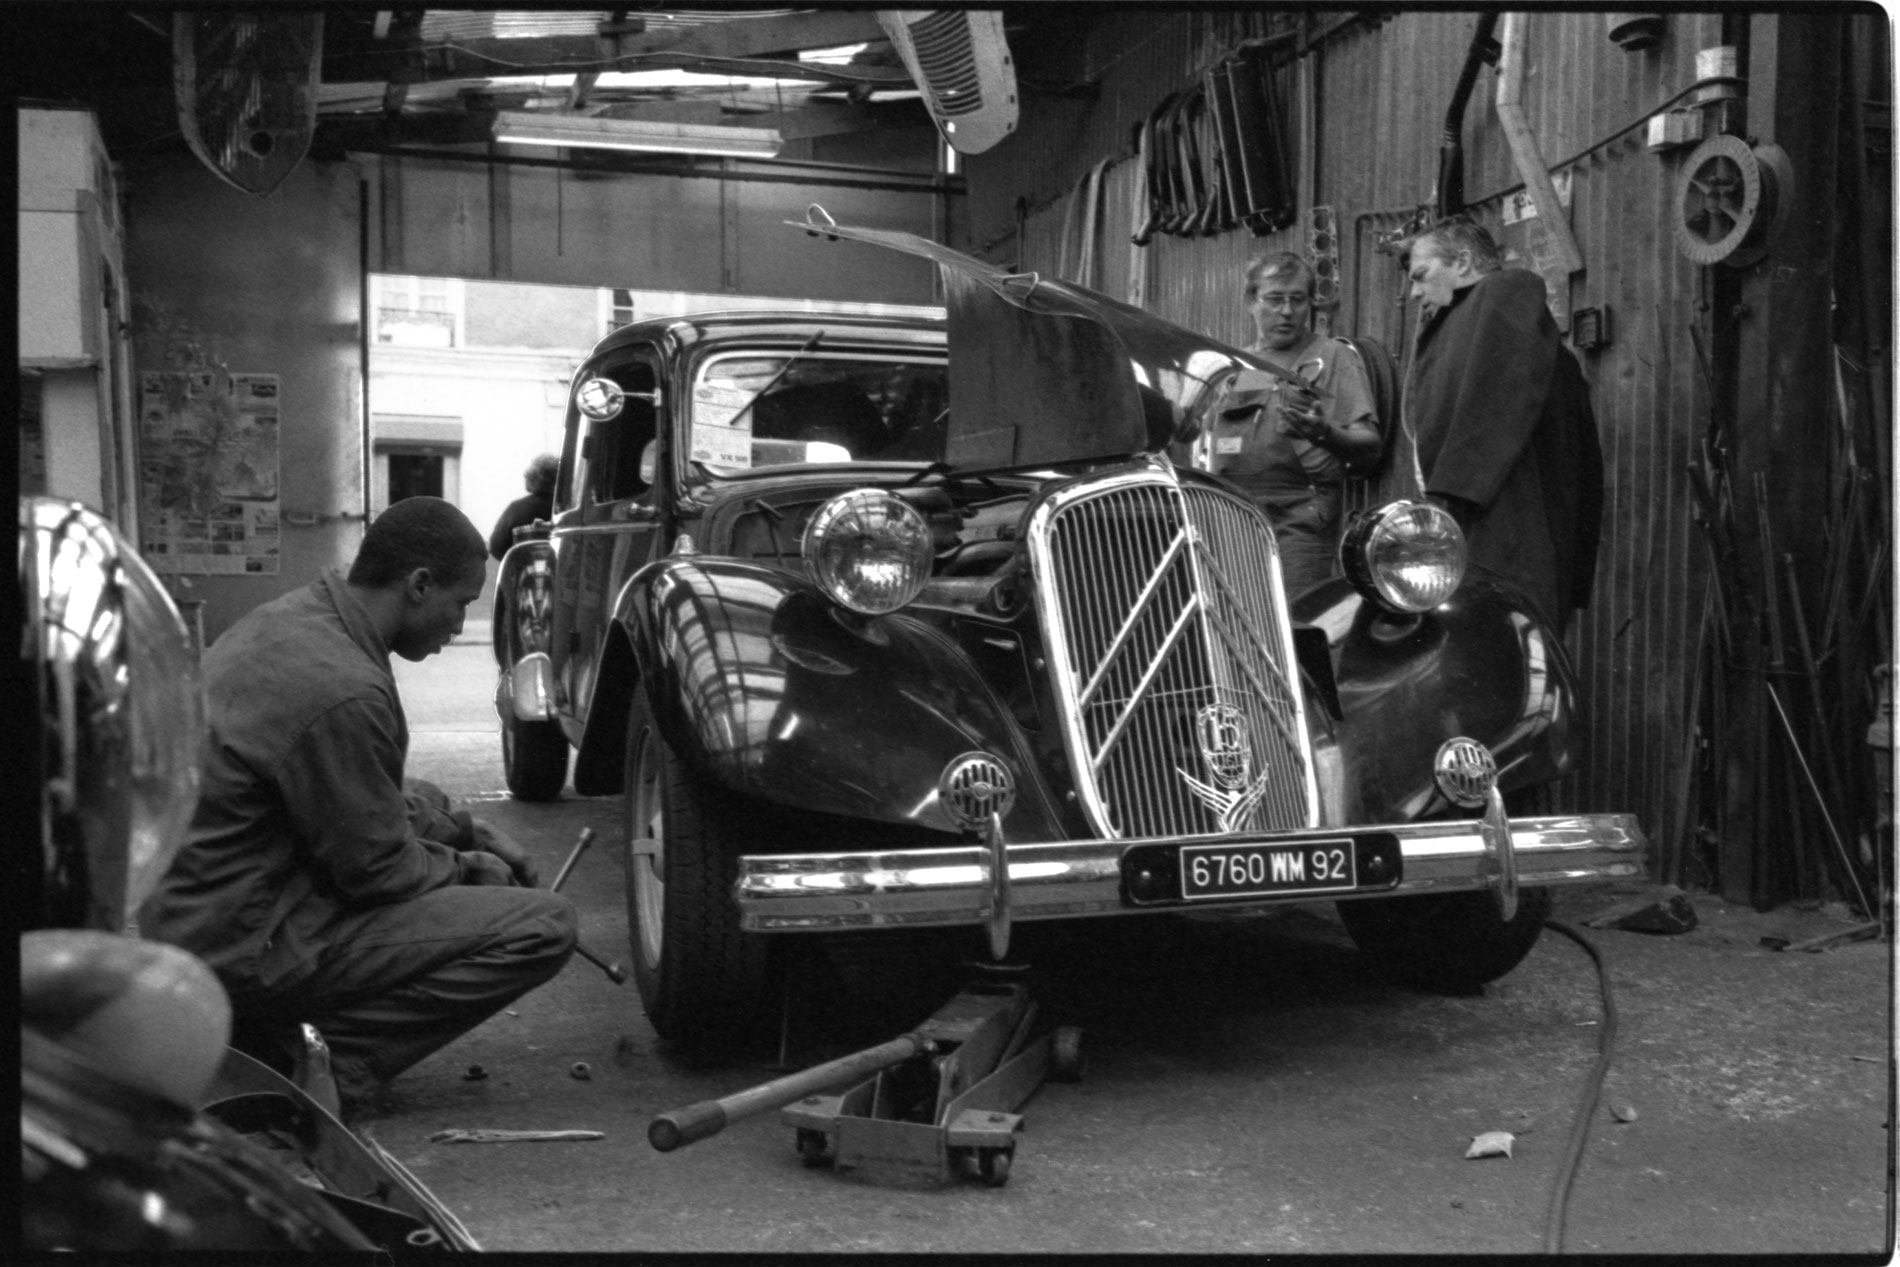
[[623, 693, 775, 1052], [500, 705, 568, 801], [1337, 884, 1553, 993]]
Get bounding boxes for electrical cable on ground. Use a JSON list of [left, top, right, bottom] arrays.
[[1540, 919, 1619, 1254]]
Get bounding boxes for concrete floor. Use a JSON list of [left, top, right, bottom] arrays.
[[378, 639, 1897, 1256]]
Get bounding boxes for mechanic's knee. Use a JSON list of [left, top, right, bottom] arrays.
[[404, 777, 454, 813], [515, 888, 579, 961]]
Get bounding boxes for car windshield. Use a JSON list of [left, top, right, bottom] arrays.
[[689, 350, 950, 476]]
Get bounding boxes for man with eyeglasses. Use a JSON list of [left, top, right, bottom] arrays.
[[1202, 251, 1384, 597]]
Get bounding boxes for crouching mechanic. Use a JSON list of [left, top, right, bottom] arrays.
[[140, 496, 576, 1116]]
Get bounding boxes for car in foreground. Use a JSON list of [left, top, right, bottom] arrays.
[[493, 215, 1647, 1050]]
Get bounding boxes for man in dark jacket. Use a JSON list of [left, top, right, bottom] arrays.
[[488, 453, 559, 561], [1402, 215, 1604, 632], [141, 496, 576, 1116]]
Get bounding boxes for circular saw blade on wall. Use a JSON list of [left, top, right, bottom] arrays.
[[876, 10, 1017, 154], [173, 12, 323, 196]]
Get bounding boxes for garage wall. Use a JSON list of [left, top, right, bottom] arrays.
[[961, 9, 1887, 898], [369, 151, 950, 303], [121, 152, 367, 642]]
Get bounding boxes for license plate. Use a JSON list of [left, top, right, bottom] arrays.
[[1179, 839, 1357, 900]]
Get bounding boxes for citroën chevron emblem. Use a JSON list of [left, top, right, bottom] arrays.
[[1177, 703, 1271, 833]]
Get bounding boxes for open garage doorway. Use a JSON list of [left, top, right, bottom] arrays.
[[367, 273, 941, 640]]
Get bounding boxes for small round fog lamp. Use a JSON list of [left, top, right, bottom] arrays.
[[803, 489, 933, 615], [1339, 501, 1466, 613]]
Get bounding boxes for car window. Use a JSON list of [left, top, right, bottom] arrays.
[[589, 360, 658, 504], [688, 351, 948, 477], [564, 355, 659, 510]]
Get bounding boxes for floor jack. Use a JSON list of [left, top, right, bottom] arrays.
[[648, 804, 1083, 1187]]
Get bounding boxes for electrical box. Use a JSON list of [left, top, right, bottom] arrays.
[[1646, 110, 1705, 153]]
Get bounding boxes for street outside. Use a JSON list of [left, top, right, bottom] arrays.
[[384, 634, 1895, 1256]]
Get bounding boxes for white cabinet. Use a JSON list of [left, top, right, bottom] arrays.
[[19, 107, 136, 535]]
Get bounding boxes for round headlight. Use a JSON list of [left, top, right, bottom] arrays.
[[1339, 500, 1466, 613], [25, 498, 205, 931], [803, 489, 933, 615]]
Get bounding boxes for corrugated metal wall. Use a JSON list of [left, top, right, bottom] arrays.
[[969, 10, 1750, 876]]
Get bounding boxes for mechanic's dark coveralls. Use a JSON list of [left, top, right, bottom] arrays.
[[140, 571, 575, 1108]]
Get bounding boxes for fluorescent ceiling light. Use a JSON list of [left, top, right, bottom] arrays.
[[493, 110, 783, 157]]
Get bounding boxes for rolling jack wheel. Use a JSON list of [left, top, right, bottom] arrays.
[[795, 1128, 830, 1167], [1050, 1026, 1086, 1082], [975, 1146, 1013, 1187]]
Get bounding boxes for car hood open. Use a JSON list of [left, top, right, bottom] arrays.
[[795, 215, 1287, 471]]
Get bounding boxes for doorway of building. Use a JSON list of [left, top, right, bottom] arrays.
[[387, 451, 445, 502]]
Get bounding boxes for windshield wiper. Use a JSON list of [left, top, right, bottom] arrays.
[[725, 329, 826, 430]]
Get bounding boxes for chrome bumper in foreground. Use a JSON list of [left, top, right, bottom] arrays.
[[735, 814, 1647, 932]]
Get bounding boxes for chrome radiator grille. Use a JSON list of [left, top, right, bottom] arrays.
[[1028, 469, 1314, 839]]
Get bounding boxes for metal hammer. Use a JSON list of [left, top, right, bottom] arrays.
[[547, 827, 628, 986]]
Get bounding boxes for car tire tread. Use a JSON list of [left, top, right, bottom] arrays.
[[625, 696, 774, 1054]]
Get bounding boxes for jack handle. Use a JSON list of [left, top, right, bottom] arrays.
[[648, 1032, 928, 1152]]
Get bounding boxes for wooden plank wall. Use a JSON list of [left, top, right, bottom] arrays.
[[967, 10, 1759, 880]]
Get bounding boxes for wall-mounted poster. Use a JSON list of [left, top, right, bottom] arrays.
[[139, 370, 281, 574]]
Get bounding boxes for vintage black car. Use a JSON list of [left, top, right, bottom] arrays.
[[493, 217, 1647, 1050]]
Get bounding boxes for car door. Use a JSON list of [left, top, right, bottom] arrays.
[[548, 349, 662, 731]]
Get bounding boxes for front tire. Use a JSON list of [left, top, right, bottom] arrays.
[[1338, 885, 1553, 992], [624, 694, 775, 1052], [500, 704, 568, 801]]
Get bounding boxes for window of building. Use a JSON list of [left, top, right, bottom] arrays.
[[376, 275, 463, 347], [606, 287, 637, 333]]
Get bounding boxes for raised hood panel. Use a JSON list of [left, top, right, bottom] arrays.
[[796, 218, 1280, 470]]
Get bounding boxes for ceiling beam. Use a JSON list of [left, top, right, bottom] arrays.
[[380, 10, 425, 121], [630, 10, 885, 60], [743, 102, 929, 141], [322, 12, 903, 86]]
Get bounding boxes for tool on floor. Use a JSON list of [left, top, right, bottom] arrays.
[[549, 826, 598, 894], [648, 800, 1082, 1187], [428, 1129, 605, 1144], [647, 964, 1083, 1186], [546, 827, 628, 985]]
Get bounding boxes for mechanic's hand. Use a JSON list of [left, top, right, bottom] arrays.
[[461, 850, 517, 887], [470, 819, 540, 888], [1275, 393, 1326, 443]]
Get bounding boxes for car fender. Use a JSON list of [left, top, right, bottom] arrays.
[[577, 556, 1064, 839], [1294, 573, 1577, 822], [493, 537, 556, 694]]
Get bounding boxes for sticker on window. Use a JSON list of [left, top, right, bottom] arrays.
[[691, 383, 754, 467]]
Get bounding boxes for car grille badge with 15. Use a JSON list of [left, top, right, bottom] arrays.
[[1178, 703, 1272, 834]]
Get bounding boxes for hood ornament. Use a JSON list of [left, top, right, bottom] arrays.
[[1178, 703, 1271, 833]]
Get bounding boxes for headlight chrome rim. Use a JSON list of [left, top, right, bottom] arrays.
[[1340, 500, 1466, 614], [802, 489, 933, 615], [26, 497, 205, 929]]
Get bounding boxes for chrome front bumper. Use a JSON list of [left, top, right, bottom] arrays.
[[735, 814, 1647, 932]]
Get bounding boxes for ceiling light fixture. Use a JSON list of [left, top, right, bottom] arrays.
[[491, 110, 783, 158]]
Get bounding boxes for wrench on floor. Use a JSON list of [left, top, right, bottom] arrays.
[[429, 1129, 605, 1144]]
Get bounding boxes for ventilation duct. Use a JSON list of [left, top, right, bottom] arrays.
[[876, 10, 1018, 154]]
